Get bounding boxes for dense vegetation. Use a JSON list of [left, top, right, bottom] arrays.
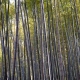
[[0, 0, 80, 80]]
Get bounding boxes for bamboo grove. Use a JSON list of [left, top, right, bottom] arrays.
[[0, 0, 80, 80]]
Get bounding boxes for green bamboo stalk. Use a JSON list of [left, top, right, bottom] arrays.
[[12, 0, 20, 80], [20, 2, 31, 80]]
